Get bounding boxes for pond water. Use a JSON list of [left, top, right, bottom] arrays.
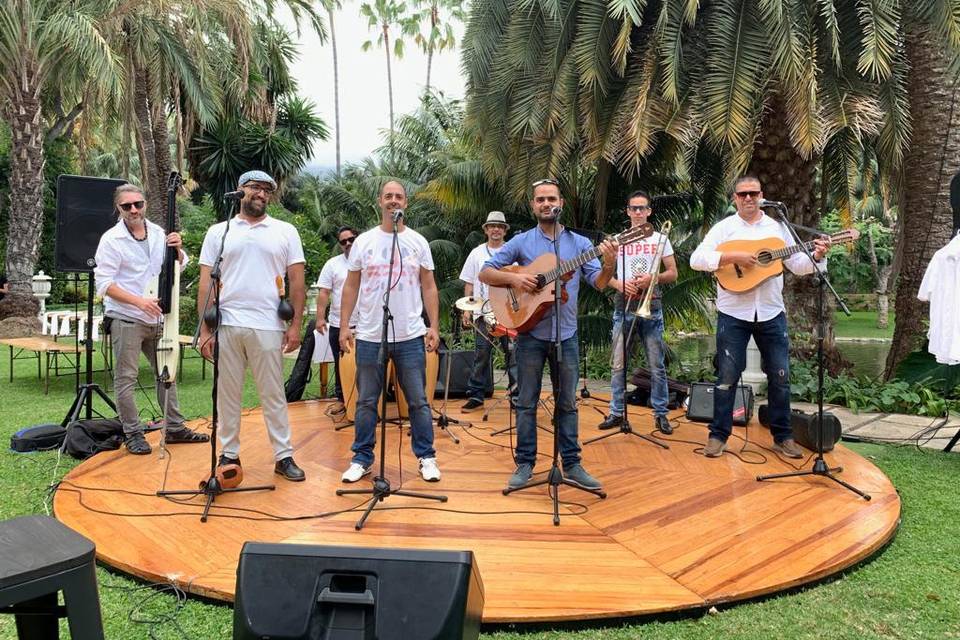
[[672, 336, 891, 379]]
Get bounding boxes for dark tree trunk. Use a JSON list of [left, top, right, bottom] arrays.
[[151, 92, 173, 228], [0, 56, 44, 320], [748, 99, 835, 350], [133, 64, 163, 224], [884, 27, 960, 379]]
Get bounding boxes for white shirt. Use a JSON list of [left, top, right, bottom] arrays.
[[918, 234, 960, 365], [316, 254, 357, 328], [199, 215, 305, 331], [690, 212, 824, 322], [94, 219, 189, 324], [617, 231, 674, 300], [459, 242, 505, 318], [348, 226, 434, 343]]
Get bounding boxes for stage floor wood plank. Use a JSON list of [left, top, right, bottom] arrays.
[[54, 395, 900, 623]]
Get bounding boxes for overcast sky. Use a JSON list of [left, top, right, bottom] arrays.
[[287, 9, 467, 172]]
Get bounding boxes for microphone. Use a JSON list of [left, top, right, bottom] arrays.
[[391, 208, 404, 223], [223, 190, 244, 200], [549, 206, 562, 216], [758, 198, 786, 209]]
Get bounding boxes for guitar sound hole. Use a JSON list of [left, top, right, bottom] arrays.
[[756, 251, 772, 265]]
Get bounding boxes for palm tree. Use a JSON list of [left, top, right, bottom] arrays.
[[360, 0, 414, 161], [410, 0, 465, 93], [322, 0, 345, 176], [0, 0, 120, 316]]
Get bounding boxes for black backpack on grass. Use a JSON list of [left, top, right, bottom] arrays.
[[63, 418, 124, 459], [284, 320, 316, 402]]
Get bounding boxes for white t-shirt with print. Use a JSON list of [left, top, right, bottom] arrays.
[[348, 227, 435, 343], [316, 254, 357, 328], [616, 231, 674, 301], [458, 242, 505, 318]]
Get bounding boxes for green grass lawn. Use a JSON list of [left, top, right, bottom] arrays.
[[0, 342, 957, 639], [833, 311, 895, 340]]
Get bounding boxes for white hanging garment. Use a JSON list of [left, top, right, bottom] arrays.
[[918, 234, 960, 365]]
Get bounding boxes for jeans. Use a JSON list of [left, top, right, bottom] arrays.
[[711, 311, 792, 442], [466, 318, 517, 401], [328, 325, 343, 401], [514, 333, 581, 468], [352, 337, 436, 466], [609, 305, 668, 417]]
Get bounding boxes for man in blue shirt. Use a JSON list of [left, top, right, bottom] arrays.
[[480, 179, 617, 491]]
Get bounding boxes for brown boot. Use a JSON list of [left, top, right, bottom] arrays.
[[772, 438, 804, 459], [703, 437, 726, 458]]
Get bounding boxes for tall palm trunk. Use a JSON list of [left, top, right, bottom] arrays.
[[133, 65, 162, 219], [749, 100, 833, 351], [0, 56, 43, 319], [328, 5, 342, 176], [884, 27, 960, 378], [425, 6, 437, 92], [383, 23, 395, 163]]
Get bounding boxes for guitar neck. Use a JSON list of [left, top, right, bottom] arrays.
[[769, 237, 830, 261], [543, 245, 604, 284]]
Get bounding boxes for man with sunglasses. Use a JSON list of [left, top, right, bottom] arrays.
[[600, 190, 678, 435], [314, 226, 360, 406], [479, 179, 618, 491], [459, 211, 517, 412], [198, 170, 307, 482], [690, 175, 831, 459], [94, 183, 209, 454]]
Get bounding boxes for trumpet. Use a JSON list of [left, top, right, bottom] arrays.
[[634, 220, 672, 318]]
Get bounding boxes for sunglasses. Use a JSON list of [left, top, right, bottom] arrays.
[[735, 190, 761, 198], [338, 236, 357, 246], [119, 200, 145, 212], [531, 178, 559, 188], [627, 205, 651, 212]]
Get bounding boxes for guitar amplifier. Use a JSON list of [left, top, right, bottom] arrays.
[[685, 382, 754, 426]]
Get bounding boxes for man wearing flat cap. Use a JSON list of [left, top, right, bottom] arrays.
[[458, 211, 517, 412], [197, 170, 308, 482]]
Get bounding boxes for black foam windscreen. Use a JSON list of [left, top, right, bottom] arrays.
[[234, 543, 484, 640], [55, 175, 126, 272]]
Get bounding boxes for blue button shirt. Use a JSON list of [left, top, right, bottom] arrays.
[[483, 226, 603, 341]]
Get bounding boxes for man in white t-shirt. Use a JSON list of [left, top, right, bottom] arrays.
[[600, 190, 678, 435], [338, 181, 442, 483], [315, 225, 360, 404], [198, 170, 307, 482], [459, 211, 517, 411], [690, 175, 830, 459]]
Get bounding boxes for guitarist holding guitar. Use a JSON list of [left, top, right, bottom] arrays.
[[480, 179, 619, 492], [690, 175, 832, 459]]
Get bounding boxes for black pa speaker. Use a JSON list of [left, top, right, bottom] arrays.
[[234, 543, 484, 640], [685, 382, 754, 426], [55, 175, 125, 272], [758, 406, 842, 452], [436, 349, 493, 398]]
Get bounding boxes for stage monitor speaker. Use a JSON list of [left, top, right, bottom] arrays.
[[685, 382, 754, 426], [234, 543, 484, 640], [55, 175, 125, 272], [758, 406, 842, 452], [436, 349, 492, 398]]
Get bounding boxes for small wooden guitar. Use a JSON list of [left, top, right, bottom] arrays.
[[488, 223, 653, 333], [714, 228, 860, 293]]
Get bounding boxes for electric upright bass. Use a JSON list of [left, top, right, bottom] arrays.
[[155, 171, 183, 384]]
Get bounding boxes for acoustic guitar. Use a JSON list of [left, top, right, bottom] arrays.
[[487, 223, 653, 333], [714, 228, 860, 293]]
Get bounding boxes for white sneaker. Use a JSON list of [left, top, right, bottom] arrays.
[[419, 457, 441, 482], [341, 462, 371, 483]]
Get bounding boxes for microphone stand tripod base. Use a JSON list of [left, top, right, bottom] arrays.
[[337, 476, 447, 531], [756, 457, 871, 500], [157, 476, 275, 523], [583, 418, 669, 448], [502, 464, 606, 526], [433, 411, 463, 444]]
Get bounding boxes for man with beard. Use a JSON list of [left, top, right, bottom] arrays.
[[315, 225, 360, 407], [338, 181, 442, 483], [198, 170, 307, 481], [479, 179, 618, 491], [95, 183, 209, 454]]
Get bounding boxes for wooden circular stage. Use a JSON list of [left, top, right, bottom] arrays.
[[54, 394, 900, 623]]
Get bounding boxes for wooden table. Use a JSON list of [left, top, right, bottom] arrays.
[[0, 337, 81, 394]]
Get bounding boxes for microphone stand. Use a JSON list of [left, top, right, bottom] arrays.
[[503, 214, 606, 526], [157, 198, 275, 522], [434, 305, 467, 443], [584, 244, 667, 449], [756, 205, 870, 500], [337, 213, 447, 530]]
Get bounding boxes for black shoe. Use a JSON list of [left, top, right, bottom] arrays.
[[461, 398, 484, 412], [655, 415, 673, 435], [598, 414, 623, 431], [164, 426, 210, 444], [274, 457, 306, 482], [124, 432, 152, 455], [218, 454, 241, 468]]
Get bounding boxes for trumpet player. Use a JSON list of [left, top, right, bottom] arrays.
[[600, 190, 678, 434]]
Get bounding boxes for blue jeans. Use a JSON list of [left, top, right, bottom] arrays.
[[514, 334, 581, 468], [711, 311, 792, 443], [466, 318, 517, 401], [352, 338, 436, 466], [609, 305, 668, 417]]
